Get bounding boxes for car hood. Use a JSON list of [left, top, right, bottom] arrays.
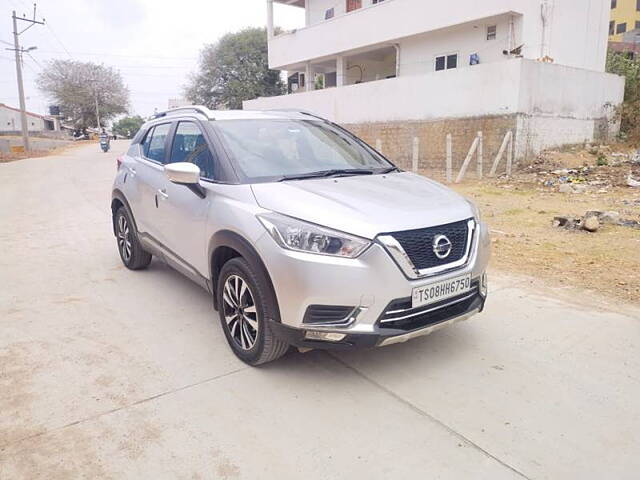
[[250, 172, 474, 239]]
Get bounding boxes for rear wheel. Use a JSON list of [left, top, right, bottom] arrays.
[[115, 206, 152, 270], [217, 257, 289, 365]]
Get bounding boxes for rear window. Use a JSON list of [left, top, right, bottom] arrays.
[[142, 123, 171, 163]]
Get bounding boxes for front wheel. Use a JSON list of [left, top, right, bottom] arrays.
[[217, 257, 289, 365]]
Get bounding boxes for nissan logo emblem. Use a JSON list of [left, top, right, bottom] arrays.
[[432, 235, 453, 259]]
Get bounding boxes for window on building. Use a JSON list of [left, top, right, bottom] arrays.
[[617, 22, 627, 34], [435, 54, 458, 71], [637, 0, 640, 11], [372, 0, 385, 3], [487, 25, 497, 40], [609, 21, 615, 35], [346, 0, 362, 12], [636, 20, 640, 30], [325, 8, 334, 19], [611, 0, 617, 9]]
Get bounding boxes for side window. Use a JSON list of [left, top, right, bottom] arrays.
[[127, 143, 140, 157], [145, 123, 171, 163], [141, 127, 154, 157], [170, 122, 216, 179]]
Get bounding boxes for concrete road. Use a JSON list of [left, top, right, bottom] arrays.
[[1, 142, 639, 479]]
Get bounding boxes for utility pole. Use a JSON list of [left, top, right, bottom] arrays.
[[94, 87, 101, 131], [8, 4, 45, 151]]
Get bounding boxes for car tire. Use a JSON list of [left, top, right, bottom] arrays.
[[115, 206, 152, 270], [217, 257, 289, 365]]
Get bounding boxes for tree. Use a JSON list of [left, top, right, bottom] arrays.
[[37, 60, 129, 129], [606, 50, 640, 140], [185, 27, 284, 110], [112, 115, 145, 138]]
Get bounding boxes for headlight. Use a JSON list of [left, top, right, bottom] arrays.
[[257, 212, 370, 258], [466, 199, 482, 222]]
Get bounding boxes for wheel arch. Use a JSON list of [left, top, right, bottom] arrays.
[[208, 230, 280, 320], [111, 189, 137, 236]]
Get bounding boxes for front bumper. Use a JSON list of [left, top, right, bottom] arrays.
[[255, 220, 491, 348], [269, 291, 485, 350]]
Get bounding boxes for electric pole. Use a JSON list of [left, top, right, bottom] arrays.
[[92, 82, 101, 131], [8, 4, 45, 151]]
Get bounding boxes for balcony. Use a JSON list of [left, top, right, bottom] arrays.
[[268, 0, 522, 70]]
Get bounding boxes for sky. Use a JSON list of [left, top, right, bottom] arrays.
[[0, 0, 304, 118]]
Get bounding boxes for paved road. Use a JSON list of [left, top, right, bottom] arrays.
[[1, 142, 639, 479]]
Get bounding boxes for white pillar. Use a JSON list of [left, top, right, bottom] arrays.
[[305, 62, 315, 92], [336, 56, 346, 87], [267, 0, 274, 39]]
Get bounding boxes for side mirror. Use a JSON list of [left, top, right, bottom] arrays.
[[165, 162, 200, 185], [164, 162, 206, 199]]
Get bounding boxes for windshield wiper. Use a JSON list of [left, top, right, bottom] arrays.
[[278, 169, 375, 182], [379, 166, 401, 173]]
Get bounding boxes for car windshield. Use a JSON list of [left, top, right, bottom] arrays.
[[212, 119, 394, 182]]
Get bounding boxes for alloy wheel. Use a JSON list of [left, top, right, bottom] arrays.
[[222, 275, 259, 350], [117, 214, 132, 263]]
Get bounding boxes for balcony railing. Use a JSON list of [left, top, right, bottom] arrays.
[[269, 0, 521, 69]]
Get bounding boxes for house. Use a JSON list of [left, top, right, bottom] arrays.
[[0, 103, 61, 134], [609, 0, 640, 41], [245, 0, 625, 171]]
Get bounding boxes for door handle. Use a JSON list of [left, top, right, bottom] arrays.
[[128, 166, 137, 176], [157, 188, 168, 199]]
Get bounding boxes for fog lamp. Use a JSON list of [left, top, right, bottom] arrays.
[[480, 273, 488, 297], [304, 331, 347, 342]]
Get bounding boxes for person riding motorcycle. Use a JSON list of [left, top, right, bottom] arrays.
[[99, 129, 111, 153]]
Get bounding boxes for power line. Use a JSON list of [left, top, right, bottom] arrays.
[[45, 22, 73, 59], [26, 52, 43, 69], [36, 49, 198, 60]]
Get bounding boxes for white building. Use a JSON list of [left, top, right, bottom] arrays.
[[168, 98, 191, 109], [245, 0, 625, 169], [0, 103, 61, 134]]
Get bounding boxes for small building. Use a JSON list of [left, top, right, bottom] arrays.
[[609, 0, 640, 41], [0, 103, 61, 134], [245, 0, 625, 170], [168, 98, 191, 109]]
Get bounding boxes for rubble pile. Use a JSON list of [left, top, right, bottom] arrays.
[[553, 210, 640, 232], [522, 146, 640, 194]]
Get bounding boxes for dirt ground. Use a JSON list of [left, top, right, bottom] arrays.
[[0, 139, 87, 163], [447, 144, 640, 304]]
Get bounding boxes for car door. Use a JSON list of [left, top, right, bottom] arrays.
[[158, 121, 215, 279], [133, 122, 172, 243]]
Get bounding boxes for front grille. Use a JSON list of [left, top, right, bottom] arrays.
[[303, 305, 355, 325], [390, 219, 471, 271], [378, 283, 481, 332]]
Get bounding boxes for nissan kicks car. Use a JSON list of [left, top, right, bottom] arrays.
[[111, 106, 490, 365]]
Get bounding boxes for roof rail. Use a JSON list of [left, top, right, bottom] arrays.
[[153, 105, 211, 119], [265, 108, 326, 121]]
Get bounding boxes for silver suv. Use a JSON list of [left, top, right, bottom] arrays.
[[111, 107, 490, 365]]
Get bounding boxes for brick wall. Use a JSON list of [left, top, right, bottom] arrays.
[[344, 114, 518, 178]]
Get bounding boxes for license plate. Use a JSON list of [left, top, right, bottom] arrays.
[[412, 274, 472, 309]]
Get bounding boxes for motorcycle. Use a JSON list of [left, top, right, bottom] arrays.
[[99, 136, 110, 153]]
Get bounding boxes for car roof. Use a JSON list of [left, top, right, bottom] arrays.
[[147, 106, 322, 124]]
